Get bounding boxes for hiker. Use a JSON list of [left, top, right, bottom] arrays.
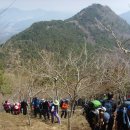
[[10, 103, 14, 114], [96, 107, 110, 130], [77, 98, 84, 106], [60, 99, 64, 109], [3, 100, 11, 113], [13, 102, 21, 115], [41, 99, 50, 120], [61, 99, 69, 118], [102, 92, 117, 130], [83, 101, 89, 116], [115, 104, 130, 130], [86, 100, 103, 130], [72, 100, 77, 114], [21, 100, 28, 115], [32, 97, 40, 117], [39, 99, 44, 118], [86, 99, 110, 130], [50, 100, 61, 124]]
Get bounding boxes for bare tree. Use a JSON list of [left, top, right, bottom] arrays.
[[95, 17, 130, 98]]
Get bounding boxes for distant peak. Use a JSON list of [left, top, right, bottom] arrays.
[[68, 3, 115, 21], [90, 3, 103, 7], [85, 3, 111, 11]]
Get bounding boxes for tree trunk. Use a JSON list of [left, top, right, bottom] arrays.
[[67, 110, 71, 130]]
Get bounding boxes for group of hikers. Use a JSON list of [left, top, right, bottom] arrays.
[[84, 92, 130, 130], [3, 100, 28, 115], [2, 97, 69, 124], [31, 97, 69, 124], [2, 92, 130, 130]]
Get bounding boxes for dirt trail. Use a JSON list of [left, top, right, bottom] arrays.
[[0, 112, 91, 130]]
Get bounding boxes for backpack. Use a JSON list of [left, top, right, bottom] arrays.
[[84, 100, 101, 121], [4, 103, 10, 110], [103, 100, 112, 115], [90, 100, 102, 109], [61, 102, 69, 109], [14, 105, 19, 110], [50, 104, 57, 112], [116, 105, 130, 127]]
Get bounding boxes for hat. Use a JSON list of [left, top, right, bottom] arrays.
[[53, 100, 59, 105], [41, 98, 45, 101], [102, 107, 106, 112], [97, 107, 106, 112]]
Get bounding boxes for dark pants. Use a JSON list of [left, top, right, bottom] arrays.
[[39, 109, 42, 118], [101, 123, 108, 130], [117, 122, 128, 130], [107, 116, 114, 130], [22, 107, 27, 115], [90, 126, 101, 130], [61, 109, 67, 118], [42, 109, 50, 120], [34, 107, 39, 117], [5, 109, 11, 113]]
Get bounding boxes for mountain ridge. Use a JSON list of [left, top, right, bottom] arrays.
[[1, 4, 130, 97], [2, 4, 130, 63], [0, 8, 74, 43]]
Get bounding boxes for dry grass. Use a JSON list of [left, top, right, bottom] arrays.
[[0, 111, 91, 130]]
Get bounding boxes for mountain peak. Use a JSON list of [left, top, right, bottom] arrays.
[[67, 3, 130, 40], [83, 3, 111, 12], [3, 3, 130, 61], [69, 4, 115, 21], [86, 3, 107, 10]]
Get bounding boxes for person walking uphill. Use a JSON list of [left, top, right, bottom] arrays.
[[50, 100, 61, 124], [41, 99, 50, 120], [116, 105, 130, 130], [21, 100, 28, 115], [3, 100, 11, 113], [102, 92, 117, 130], [32, 97, 40, 117], [61, 99, 69, 118]]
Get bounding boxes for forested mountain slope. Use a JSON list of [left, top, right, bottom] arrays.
[[2, 4, 130, 62]]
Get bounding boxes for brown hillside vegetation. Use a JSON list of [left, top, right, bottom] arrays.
[[0, 111, 91, 130]]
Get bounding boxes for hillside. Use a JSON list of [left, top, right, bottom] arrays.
[[2, 4, 130, 62], [0, 111, 90, 130], [68, 4, 130, 46], [0, 8, 73, 43], [1, 4, 130, 98], [4, 20, 85, 60]]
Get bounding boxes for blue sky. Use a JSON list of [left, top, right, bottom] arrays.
[[0, 0, 130, 14]]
